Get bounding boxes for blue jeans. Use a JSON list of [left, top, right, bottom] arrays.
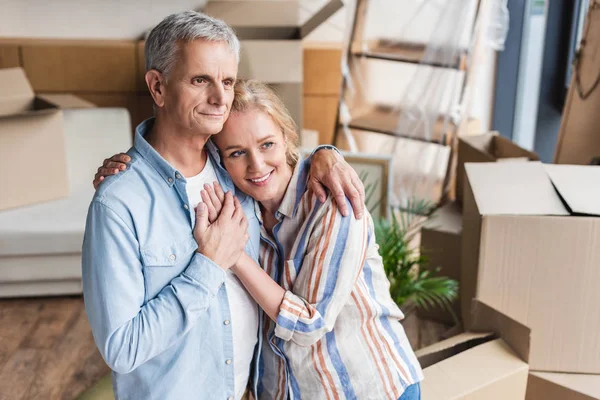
[[398, 383, 421, 400]]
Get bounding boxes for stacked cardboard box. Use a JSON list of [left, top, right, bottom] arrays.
[[303, 42, 342, 145], [416, 332, 529, 398], [462, 162, 600, 371], [418, 159, 600, 398], [1, 2, 344, 137], [202, 0, 343, 129], [0, 38, 153, 132], [459, 161, 600, 397]]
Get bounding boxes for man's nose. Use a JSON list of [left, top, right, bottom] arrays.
[[208, 83, 226, 106]]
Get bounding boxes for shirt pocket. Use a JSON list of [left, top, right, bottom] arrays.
[[140, 235, 198, 299]]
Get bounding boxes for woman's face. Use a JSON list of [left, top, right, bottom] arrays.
[[214, 109, 293, 207]]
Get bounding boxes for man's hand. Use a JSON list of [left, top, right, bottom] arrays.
[[200, 182, 225, 224], [93, 153, 130, 189], [309, 149, 365, 218], [194, 192, 249, 270]]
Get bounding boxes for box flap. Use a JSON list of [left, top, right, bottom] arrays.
[[464, 162, 569, 216], [470, 300, 531, 364], [423, 202, 462, 234], [544, 164, 600, 216], [1, 97, 60, 119], [203, 0, 342, 40], [460, 132, 496, 159], [416, 332, 493, 368], [300, 0, 344, 39], [0, 68, 35, 117], [492, 135, 539, 161], [421, 339, 529, 400], [37, 94, 96, 109], [529, 372, 600, 399], [0, 67, 34, 100]]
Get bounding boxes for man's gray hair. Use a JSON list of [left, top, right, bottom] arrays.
[[145, 11, 240, 77]]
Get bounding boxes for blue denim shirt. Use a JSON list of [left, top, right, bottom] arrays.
[[82, 118, 263, 400]]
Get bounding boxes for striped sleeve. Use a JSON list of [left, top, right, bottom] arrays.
[[274, 196, 369, 346]]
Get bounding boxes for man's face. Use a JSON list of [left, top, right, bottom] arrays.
[[160, 39, 238, 136]]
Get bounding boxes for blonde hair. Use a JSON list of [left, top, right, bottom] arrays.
[[231, 80, 300, 167]]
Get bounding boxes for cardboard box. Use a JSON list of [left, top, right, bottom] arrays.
[[303, 42, 343, 96], [462, 161, 600, 373], [18, 39, 137, 92], [526, 372, 600, 400], [417, 332, 529, 399], [303, 95, 338, 144], [554, 5, 600, 165], [203, 0, 343, 129], [0, 68, 92, 210], [418, 202, 462, 324], [0, 44, 20, 69], [456, 132, 539, 204], [203, 1, 341, 81]]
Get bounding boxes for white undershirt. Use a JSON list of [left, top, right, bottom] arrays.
[[185, 158, 258, 400]]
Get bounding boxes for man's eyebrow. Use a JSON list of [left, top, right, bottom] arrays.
[[190, 74, 214, 83], [191, 75, 236, 83]]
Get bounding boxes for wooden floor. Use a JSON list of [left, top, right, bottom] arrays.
[[0, 296, 451, 399], [0, 296, 109, 400]]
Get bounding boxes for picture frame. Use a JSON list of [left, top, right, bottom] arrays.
[[301, 148, 393, 219]]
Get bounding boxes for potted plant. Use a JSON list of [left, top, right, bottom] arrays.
[[372, 198, 459, 327]]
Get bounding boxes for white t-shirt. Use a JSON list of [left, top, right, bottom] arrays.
[[185, 158, 258, 400]]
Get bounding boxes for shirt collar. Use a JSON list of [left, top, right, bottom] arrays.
[[276, 159, 310, 219], [133, 117, 235, 193]]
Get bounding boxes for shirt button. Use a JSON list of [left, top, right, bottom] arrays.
[[228, 397, 234, 400], [223, 319, 230, 325], [176, 173, 182, 179], [184, 204, 189, 210], [225, 359, 232, 365], [169, 254, 176, 261], [167, 177, 173, 183]]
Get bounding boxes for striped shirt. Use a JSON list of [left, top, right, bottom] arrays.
[[256, 162, 423, 400]]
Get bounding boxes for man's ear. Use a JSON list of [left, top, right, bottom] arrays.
[[146, 69, 166, 108]]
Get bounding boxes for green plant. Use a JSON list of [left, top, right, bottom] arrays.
[[358, 169, 383, 218], [373, 199, 458, 321]]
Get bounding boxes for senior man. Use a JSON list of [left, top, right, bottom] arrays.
[[83, 11, 364, 400]]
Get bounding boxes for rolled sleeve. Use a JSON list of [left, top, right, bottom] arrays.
[[272, 198, 369, 347], [184, 252, 226, 297]]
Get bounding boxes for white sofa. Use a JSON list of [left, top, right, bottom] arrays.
[[0, 106, 132, 297]]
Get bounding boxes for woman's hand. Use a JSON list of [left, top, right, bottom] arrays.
[[200, 182, 225, 224], [93, 153, 130, 189]]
